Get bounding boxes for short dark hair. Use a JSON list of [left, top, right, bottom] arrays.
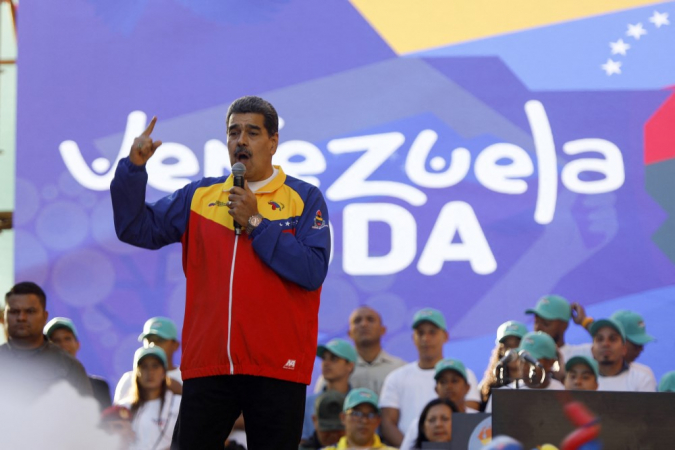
[[415, 398, 459, 448], [7, 281, 47, 309], [226, 96, 279, 137]]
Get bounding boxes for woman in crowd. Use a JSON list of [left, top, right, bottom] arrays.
[[478, 320, 527, 410], [118, 346, 181, 450], [412, 398, 458, 449]]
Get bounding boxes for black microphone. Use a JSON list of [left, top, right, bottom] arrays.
[[231, 162, 246, 235], [495, 349, 519, 369], [493, 348, 519, 384], [518, 350, 543, 369]]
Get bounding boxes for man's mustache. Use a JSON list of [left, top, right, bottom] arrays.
[[235, 147, 252, 158]]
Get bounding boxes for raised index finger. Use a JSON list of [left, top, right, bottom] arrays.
[[141, 116, 157, 137]]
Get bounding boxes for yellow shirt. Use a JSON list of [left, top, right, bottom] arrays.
[[321, 435, 397, 449]]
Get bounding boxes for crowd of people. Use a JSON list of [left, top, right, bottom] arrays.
[[2, 281, 674, 449]]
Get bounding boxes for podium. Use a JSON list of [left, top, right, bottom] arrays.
[[492, 389, 675, 448]]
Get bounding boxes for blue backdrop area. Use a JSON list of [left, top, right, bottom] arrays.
[[14, 0, 675, 390]]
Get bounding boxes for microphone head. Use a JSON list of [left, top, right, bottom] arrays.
[[231, 162, 246, 177], [504, 348, 519, 362]]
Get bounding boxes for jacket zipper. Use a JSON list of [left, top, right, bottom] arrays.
[[227, 234, 239, 375]]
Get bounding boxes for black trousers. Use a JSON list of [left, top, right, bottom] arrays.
[[171, 374, 306, 450]]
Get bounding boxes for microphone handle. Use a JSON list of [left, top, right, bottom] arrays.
[[233, 175, 244, 235]]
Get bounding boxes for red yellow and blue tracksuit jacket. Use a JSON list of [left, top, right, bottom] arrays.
[[111, 157, 330, 384]]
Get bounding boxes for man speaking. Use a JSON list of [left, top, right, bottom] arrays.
[[111, 96, 331, 449]]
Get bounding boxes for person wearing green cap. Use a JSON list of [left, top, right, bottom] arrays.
[[564, 356, 599, 391], [44, 316, 112, 411], [658, 371, 675, 392], [610, 309, 657, 389], [485, 331, 564, 412], [478, 320, 528, 408], [118, 346, 181, 450], [0, 282, 93, 399], [302, 339, 356, 440], [590, 318, 656, 392], [380, 308, 480, 447], [113, 316, 183, 404], [298, 390, 346, 450], [400, 358, 476, 450], [314, 306, 406, 397], [525, 295, 594, 373], [322, 388, 396, 450]]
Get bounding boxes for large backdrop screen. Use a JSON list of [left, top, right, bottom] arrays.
[[15, 0, 675, 387]]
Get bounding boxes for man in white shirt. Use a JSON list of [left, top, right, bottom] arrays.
[[378, 308, 480, 447], [314, 306, 405, 396], [590, 318, 656, 392], [525, 295, 593, 371], [114, 317, 182, 402], [610, 310, 657, 386], [399, 358, 478, 450], [486, 331, 565, 413]]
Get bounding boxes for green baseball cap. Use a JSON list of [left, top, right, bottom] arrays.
[[44, 317, 79, 340], [133, 345, 168, 369], [565, 355, 599, 379], [658, 371, 675, 393], [519, 331, 557, 360], [343, 388, 379, 412], [590, 318, 626, 342], [138, 317, 178, 342], [317, 338, 357, 363], [412, 308, 447, 330], [496, 320, 528, 344], [314, 391, 346, 431], [525, 295, 571, 322], [610, 310, 655, 345], [434, 358, 468, 382]]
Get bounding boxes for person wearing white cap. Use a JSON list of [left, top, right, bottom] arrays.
[[379, 308, 480, 447], [113, 317, 182, 404], [590, 318, 656, 392], [118, 346, 181, 450]]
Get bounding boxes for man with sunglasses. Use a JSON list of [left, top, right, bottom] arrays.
[[322, 388, 396, 450], [113, 316, 182, 402]]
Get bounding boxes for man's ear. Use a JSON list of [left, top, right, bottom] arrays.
[[340, 412, 347, 426], [269, 132, 279, 156]]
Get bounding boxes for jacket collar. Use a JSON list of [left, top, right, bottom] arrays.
[[222, 165, 286, 194]]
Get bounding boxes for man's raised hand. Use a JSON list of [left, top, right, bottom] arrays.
[[129, 116, 163, 166]]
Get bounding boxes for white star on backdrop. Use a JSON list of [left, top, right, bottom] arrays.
[[626, 22, 647, 39], [610, 39, 631, 55], [649, 11, 670, 28], [601, 59, 622, 76]]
